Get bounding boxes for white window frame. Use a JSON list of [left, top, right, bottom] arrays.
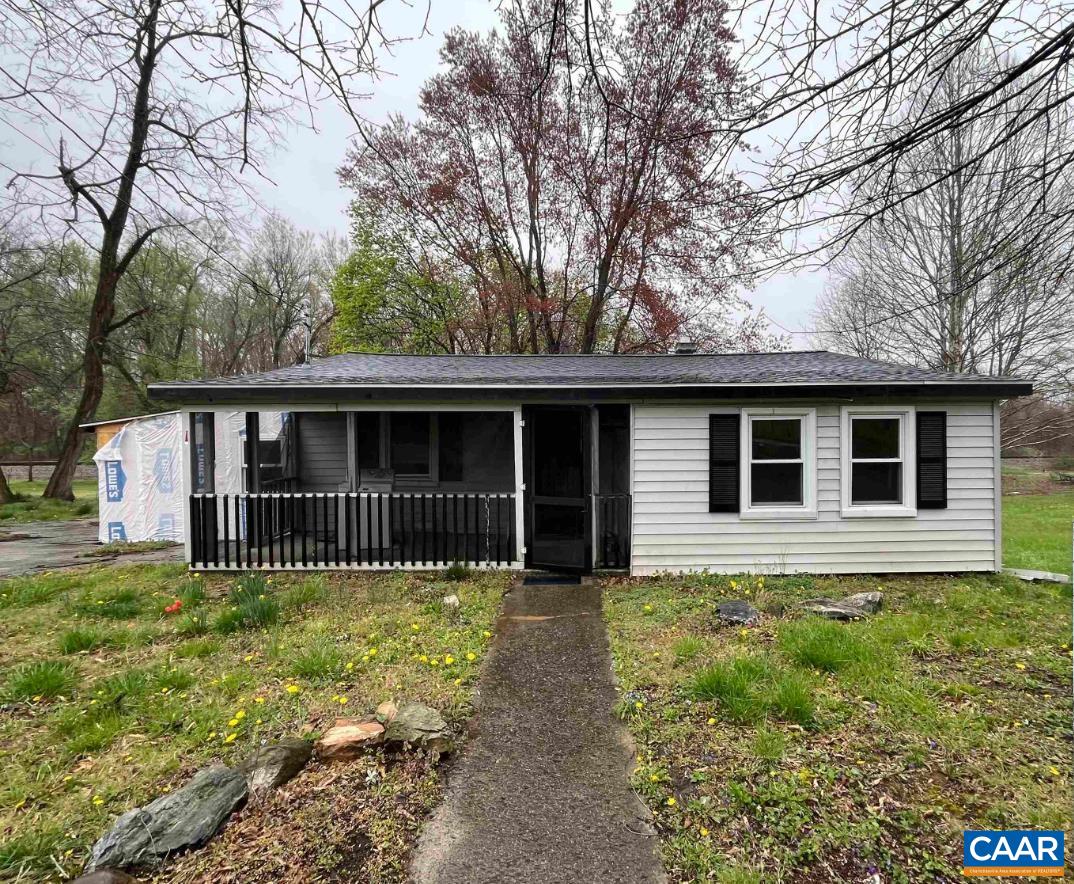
[[740, 407, 817, 520], [840, 406, 916, 518]]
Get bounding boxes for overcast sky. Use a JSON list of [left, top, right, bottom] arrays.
[[246, 2, 824, 348]]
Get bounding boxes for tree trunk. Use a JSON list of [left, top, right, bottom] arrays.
[[44, 260, 118, 500], [0, 464, 13, 504]]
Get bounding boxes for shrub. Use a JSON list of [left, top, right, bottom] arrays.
[[779, 617, 874, 672], [5, 661, 76, 701], [444, 562, 471, 582], [58, 628, 110, 655]]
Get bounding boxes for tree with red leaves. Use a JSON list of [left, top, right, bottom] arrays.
[[338, 0, 775, 354]]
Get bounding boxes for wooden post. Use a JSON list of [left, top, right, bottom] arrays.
[[245, 412, 261, 493]]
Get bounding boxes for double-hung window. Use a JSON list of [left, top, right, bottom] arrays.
[[741, 408, 817, 518], [840, 407, 916, 517]]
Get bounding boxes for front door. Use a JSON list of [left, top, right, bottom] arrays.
[[525, 406, 592, 572]]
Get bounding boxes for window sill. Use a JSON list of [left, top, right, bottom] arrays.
[[740, 508, 818, 521], [840, 505, 917, 518]]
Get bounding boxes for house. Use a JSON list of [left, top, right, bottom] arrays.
[[147, 350, 1031, 575]]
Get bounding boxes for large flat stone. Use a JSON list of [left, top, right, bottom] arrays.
[[85, 765, 247, 872], [237, 738, 312, 794]]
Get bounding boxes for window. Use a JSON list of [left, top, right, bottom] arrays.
[[390, 412, 432, 476], [841, 407, 916, 517], [741, 408, 817, 518]]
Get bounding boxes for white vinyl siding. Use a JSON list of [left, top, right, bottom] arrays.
[[631, 401, 997, 575]]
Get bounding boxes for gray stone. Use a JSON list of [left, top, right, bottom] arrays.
[[384, 701, 453, 754], [800, 591, 883, 620], [717, 600, 760, 625], [237, 738, 312, 794], [71, 872, 140, 884], [844, 591, 883, 614], [85, 765, 247, 872], [442, 594, 460, 609]]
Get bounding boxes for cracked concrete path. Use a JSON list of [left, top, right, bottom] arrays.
[[0, 520, 182, 578], [410, 580, 665, 884]]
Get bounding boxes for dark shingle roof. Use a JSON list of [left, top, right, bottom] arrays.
[[148, 351, 1032, 403]]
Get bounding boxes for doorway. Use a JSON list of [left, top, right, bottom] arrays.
[[524, 406, 592, 572]]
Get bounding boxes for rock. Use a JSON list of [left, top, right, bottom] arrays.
[[844, 591, 883, 614], [717, 600, 760, 625], [71, 871, 140, 884], [85, 765, 247, 872], [383, 701, 453, 754], [315, 718, 385, 761], [237, 738, 312, 794], [376, 700, 398, 724], [442, 594, 460, 609], [800, 591, 883, 620]]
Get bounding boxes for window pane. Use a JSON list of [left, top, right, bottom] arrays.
[[751, 463, 803, 505], [852, 418, 900, 459], [752, 419, 801, 460], [852, 462, 902, 504], [390, 413, 430, 474]]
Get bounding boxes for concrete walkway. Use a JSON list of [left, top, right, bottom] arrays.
[[0, 520, 182, 578], [411, 580, 665, 884]]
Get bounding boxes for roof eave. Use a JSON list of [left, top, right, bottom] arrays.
[[147, 379, 1034, 405]]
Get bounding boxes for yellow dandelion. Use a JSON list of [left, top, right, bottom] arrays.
[[643, 604, 653, 612], [243, 654, 254, 662], [1015, 662, 1026, 670], [228, 718, 239, 727], [482, 630, 492, 638], [634, 700, 644, 709], [411, 623, 421, 632], [345, 662, 354, 671], [256, 718, 263, 725], [285, 684, 300, 694], [419, 655, 428, 663], [368, 648, 378, 656], [91, 795, 104, 806], [254, 696, 265, 704], [454, 678, 462, 686], [666, 797, 676, 807], [235, 710, 246, 720], [444, 655, 455, 665], [466, 652, 476, 662], [700, 826, 709, 837], [224, 733, 237, 743], [649, 774, 659, 782], [707, 717, 716, 725], [430, 658, 440, 667], [338, 696, 349, 705]]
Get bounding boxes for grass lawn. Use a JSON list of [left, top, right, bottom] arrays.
[[606, 573, 1072, 883], [0, 563, 508, 882], [1003, 490, 1074, 576], [0, 479, 98, 525]]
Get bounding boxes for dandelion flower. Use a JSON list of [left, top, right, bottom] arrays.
[[634, 700, 644, 709], [338, 696, 348, 705], [1015, 662, 1026, 670], [482, 630, 492, 638], [700, 827, 709, 837], [235, 710, 246, 720], [666, 797, 676, 807], [243, 655, 254, 662], [411, 623, 421, 632], [454, 678, 462, 686], [254, 696, 265, 704], [444, 655, 455, 665], [368, 648, 378, 656], [285, 684, 300, 694], [228, 718, 239, 727], [345, 662, 354, 671], [224, 732, 237, 743], [707, 717, 716, 725], [466, 652, 476, 662], [91, 795, 104, 806], [419, 655, 428, 663], [643, 604, 653, 612]]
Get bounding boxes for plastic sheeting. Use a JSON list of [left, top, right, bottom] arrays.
[[94, 412, 183, 544], [94, 410, 285, 544]]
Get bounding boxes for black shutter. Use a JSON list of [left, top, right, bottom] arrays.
[[916, 411, 947, 509], [709, 413, 740, 513]]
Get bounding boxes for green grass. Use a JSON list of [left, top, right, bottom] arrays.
[[83, 539, 177, 557], [0, 563, 508, 880], [1003, 490, 1074, 576], [0, 479, 98, 524], [607, 572, 1072, 882]]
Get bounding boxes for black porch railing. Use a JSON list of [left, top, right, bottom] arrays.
[[595, 493, 631, 569], [189, 492, 517, 569]]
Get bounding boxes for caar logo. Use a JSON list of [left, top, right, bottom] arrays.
[[963, 830, 1064, 877]]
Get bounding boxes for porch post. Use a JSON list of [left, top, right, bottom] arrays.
[[181, 409, 193, 566], [245, 411, 261, 493], [346, 411, 358, 491], [513, 405, 525, 565]]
